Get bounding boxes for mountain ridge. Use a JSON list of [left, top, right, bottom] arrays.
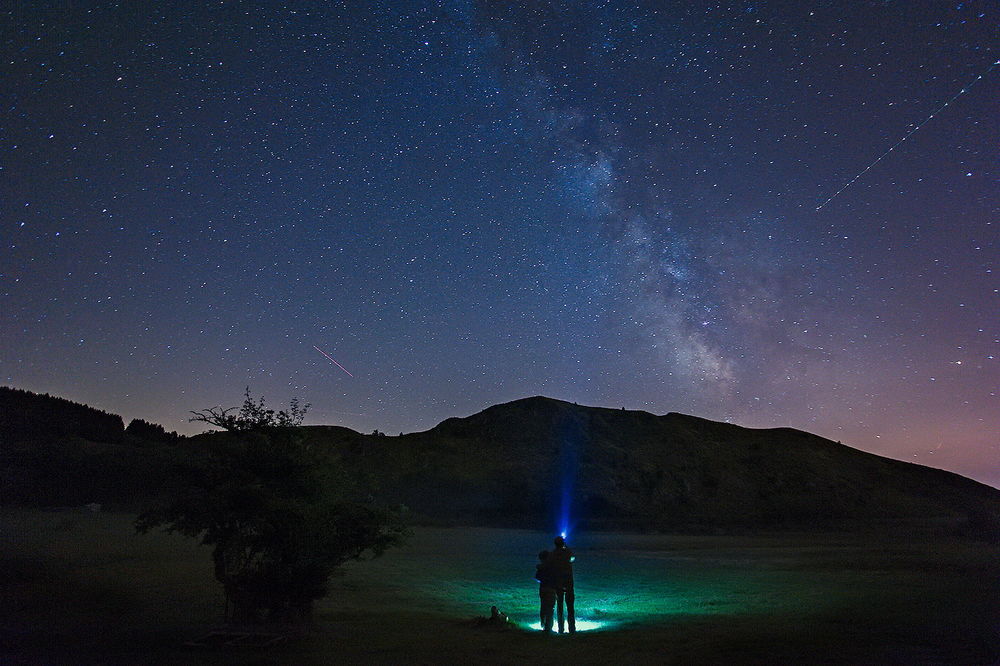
[[303, 395, 999, 537], [2, 387, 997, 538]]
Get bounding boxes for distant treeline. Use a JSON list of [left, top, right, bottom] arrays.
[[0, 386, 126, 444], [0, 386, 182, 507]]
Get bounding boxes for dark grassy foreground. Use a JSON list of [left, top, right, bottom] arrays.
[[3, 509, 998, 665]]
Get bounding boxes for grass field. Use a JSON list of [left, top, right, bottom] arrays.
[[3, 508, 998, 664]]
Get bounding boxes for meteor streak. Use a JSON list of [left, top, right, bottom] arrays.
[[313, 345, 354, 377], [816, 60, 997, 211]]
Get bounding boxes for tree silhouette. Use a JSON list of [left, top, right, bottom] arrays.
[[189, 387, 309, 432], [137, 390, 407, 622]]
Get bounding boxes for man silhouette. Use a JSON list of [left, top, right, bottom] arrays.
[[534, 550, 558, 632], [549, 535, 575, 633]]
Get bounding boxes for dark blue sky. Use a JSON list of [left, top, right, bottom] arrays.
[[3, 1, 997, 487]]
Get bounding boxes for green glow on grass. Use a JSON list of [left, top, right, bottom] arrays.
[[527, 619, 605, 632]]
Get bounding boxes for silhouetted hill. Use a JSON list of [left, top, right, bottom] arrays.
[[303, 396, 1000, 538], [0, 386, 125, 444], [0, 387, 180, 506], [4, 388, 997, 538]]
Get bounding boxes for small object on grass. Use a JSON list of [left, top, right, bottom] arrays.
[[472, 605, 512, 630]]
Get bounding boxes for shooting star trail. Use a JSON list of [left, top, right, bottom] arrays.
[[313, 345, 354, 377], [816, 60, 997, 211]]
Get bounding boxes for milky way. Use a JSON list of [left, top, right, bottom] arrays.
[[2, 2, 997, 487]]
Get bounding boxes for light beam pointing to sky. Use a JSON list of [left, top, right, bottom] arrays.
[[313, 345, 354, 377], [816, 60, 997, 211]]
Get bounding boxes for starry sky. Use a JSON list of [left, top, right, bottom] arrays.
[[3, 2, 998, 488]]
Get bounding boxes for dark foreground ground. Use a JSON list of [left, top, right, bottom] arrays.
[[3, 509, 998, 665]]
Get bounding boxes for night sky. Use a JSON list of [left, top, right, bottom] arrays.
[[3, 2, 997, 488]]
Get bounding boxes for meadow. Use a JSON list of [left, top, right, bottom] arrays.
[[3, 508, 997, 664]]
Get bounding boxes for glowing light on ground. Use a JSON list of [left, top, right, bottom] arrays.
[[527, 619, 605, 632]]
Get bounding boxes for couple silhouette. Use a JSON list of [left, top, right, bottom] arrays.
[[534, 535, 575, 633]]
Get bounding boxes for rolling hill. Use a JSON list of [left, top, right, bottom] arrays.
[[303, 396, 1000, 537], [3, 387, 997, 538]]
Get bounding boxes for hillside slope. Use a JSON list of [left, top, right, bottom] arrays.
[[0, 387, 178, 506], [304, 396, 1000, 537], [3, 387, 996, 537]]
